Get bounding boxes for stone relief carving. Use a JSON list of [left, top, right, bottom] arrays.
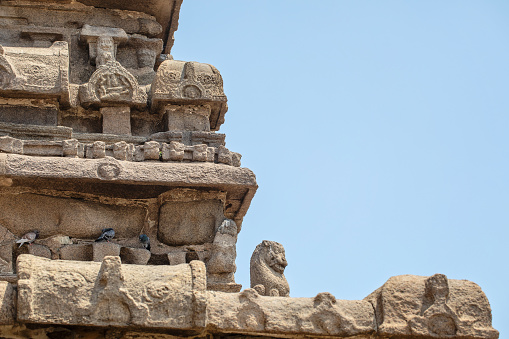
[[17, 255, 207, 329], [80, 60, 146, 107], [364, 274, 499, 339], [250, 240, 290, 297], [408, 274, 459, 336], [150, 60, 228, 131]]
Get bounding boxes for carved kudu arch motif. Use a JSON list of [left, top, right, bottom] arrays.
[[80, 60, 146, 106]]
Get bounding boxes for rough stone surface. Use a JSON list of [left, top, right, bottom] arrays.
[[102, 106, 131, 135], [0, 225, 16, 273], [93, 242, 121, 262], [0, 192, 146, 239], [27, 243, 52, 259], [159, 200, 225, 246], [365, 274, 499, 338], [0, 281, 15, 325], [60, 244, 93, 261], [120, 246, 151, 265], [250, 240, 290, 297]]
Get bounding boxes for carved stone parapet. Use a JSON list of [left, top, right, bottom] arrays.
[[17, 255, 208, 329], [151, 60, 227, 131], [5, 255, 498, 338]]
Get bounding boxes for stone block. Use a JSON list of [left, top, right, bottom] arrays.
[[0, 281, 15, 324], [0, 136, 23, 154], [217, 145, 232, 165], [161, 141, 184, 161], [113, 141, 128, 160], [206, 147, 215, 162], [147, 253, 170, 265], [39, 235, 72, 259], [193, 144, 207, 162], [231, 152, 242, 167], [143, 141, 160, 160], [167, 251, 186, 265], [164, 105, 211, 132], [62, 139, 79, 157], [158, 199, 225, 246], [92, 141, 106, 158], [101, 106, 131, 135], [22, 140, 62, 156], [27, 243, 52, 259], [0, 105, 58, 126], [120, 247, 150, 265], [93, 242, 121, 262], [60, 244, 93, 261]]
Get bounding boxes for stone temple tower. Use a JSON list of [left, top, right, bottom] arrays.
[[0, 1, 499, 338]]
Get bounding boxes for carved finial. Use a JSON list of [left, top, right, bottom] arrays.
[[425, 273, 449, 305], [183, 61, 195, 80]]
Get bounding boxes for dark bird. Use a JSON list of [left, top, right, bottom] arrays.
[[95, 228, 115, 242], [139, 234, 150, 251], [16, 230, 39, 247]]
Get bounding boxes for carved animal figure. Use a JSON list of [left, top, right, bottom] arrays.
[[139, 234, 150, 251], [16, 230, 39, 247], [250, 240, 289, 297], [95, 228, 115, 242]]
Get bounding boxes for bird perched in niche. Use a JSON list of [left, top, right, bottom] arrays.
[[139, 234, 150, 251], [95, 228, 115, 242], [16, 230, 39, 248]]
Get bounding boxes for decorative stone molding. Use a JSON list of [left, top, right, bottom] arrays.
[[0, 136, 241, 166]]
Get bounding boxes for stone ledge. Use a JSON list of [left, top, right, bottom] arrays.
[[9, 255, 497, 338], [0, 153, 256, 187]]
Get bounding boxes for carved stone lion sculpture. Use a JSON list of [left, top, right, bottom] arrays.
[[250, 240, 289, 297]]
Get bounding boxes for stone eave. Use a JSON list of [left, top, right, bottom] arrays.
[[0, 153, 257, 226], [75, 0, 183, 53]]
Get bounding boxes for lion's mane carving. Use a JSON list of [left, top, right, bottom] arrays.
[[250, 240, 289, 297]]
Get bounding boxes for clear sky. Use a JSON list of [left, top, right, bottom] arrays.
[[172, 1, 508, 336]]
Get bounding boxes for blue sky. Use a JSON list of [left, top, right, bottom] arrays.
[[173, 1, 508, 335]]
